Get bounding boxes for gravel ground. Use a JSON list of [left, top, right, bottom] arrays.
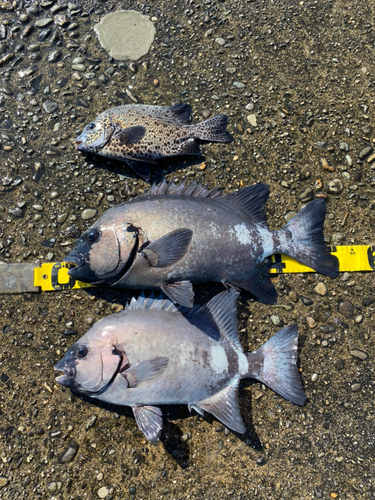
[[0, 0, 374, 499]]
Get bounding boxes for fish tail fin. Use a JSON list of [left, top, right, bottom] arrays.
[[192, 114, 233, 143], [276, 198, 339, 277], [246, 324, 306, 406]]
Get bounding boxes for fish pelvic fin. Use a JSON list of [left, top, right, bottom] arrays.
[[246, 324, 306, 406], [191, 114, 233, 143], [132, 405, 163, 444], [192, 375, 245, 434], [275, 198, 339, 278]]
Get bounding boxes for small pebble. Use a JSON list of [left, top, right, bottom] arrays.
[[326, 179, 343, 195], [36, 18, 53, 28], [314, 282, 327, 296], [350, 383, 362, 392], [298, 187, 314, 202], [86, 415, 97, 430], [338, 300, 354, 319], [306, 316, 316, 329], [270, 315, 283, 327], [349, 349, 368, 361], [358, 146, 373, 161], [215, 37, 225, 46], [311, 373, 319, 382], [98, 486, 109, 499], [82, 208, 97, 220], [232, 81, 245, 89], [247, 114, 257, 127], [58, 441, 79, 463]]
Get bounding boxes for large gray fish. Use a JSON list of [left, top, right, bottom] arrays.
[[55, 290, 306, 443], [64, 180, 339, 307], [75, 103, 233, 180]]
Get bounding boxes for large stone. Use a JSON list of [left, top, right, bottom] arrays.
[[94, 10, 156, 61]]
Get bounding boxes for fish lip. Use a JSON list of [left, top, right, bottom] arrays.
[[76, 141, 87, 152], [54, 361, 76, 388]]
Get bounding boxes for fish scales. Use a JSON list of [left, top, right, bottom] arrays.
[[55, 290, 306, 443], [65, 180, 339, 307], [75, 103, 233, 180]]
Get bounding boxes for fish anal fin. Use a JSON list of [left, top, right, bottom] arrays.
[[176, 138, 201, 156], [161, 281, 194, 307], [142, 228, 193, 268], [122, 357, 169, 388], [227, 260, 278, 305], [193, 375, 245, 434], [115, 125, 146, 145], [126, 160, 152, 181], [132, 405, 163, 444]]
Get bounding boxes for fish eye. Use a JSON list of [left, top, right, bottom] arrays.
[[77, 345, 88, 358], [86, 229, 100, 243], [88, 123, 95, 130]]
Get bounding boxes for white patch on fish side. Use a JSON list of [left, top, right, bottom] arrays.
[[237, 351, 249, 377], [258, 226, 274, 260], [233, 223, 252, 245], [178, 341, 199, 367], [209, 344, 228, 374]]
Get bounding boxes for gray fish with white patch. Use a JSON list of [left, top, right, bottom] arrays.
[[64, 180, 339, 307], [75, 103, 233, 180], [55, 290, 306, 443]]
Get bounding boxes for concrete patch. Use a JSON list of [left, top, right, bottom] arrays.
[[94, 10, 156, 61]]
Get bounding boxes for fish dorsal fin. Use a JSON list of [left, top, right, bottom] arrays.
[[167, 103, 192, 124], [224, 183, 270, 227], [187, 289, 242, 351], [141, 179, 225, 199], [192, 375, 245, 434], [125, 293, 179, 313], [140, 180, 269, 226]]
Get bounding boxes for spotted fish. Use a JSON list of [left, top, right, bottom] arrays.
[[64, 180, 339, 307], [55, 290, 306, 443], [75, 103, 233, 180]]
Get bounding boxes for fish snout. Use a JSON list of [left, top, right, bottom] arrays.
[[54, 359, 76, 389], [64, 250, 86, 270]]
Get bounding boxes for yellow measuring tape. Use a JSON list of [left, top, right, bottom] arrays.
[[33, 245, 375, 291], [34, 262, 93, 291], [269, 245, 375, 274]]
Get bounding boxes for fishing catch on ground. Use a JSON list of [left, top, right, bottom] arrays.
[[64, 180, 339, 307], [55, 290, 306, 444], [75, 103, 233, 180]]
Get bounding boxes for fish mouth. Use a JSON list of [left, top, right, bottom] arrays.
[[54, 360, 76, 389], [75, 140, 89, 153], [63, 251, 98, 283]]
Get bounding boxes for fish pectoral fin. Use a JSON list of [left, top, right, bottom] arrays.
[[132, 405, 163, 444], [142, 228, 193, 268], [122, 357, 169, 388], [226, 259, 278, 305], [194, 375, 245, 434], [161, 281, 194, 308], [126, 160, 152, 181], [115, 125, 146, 145]]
